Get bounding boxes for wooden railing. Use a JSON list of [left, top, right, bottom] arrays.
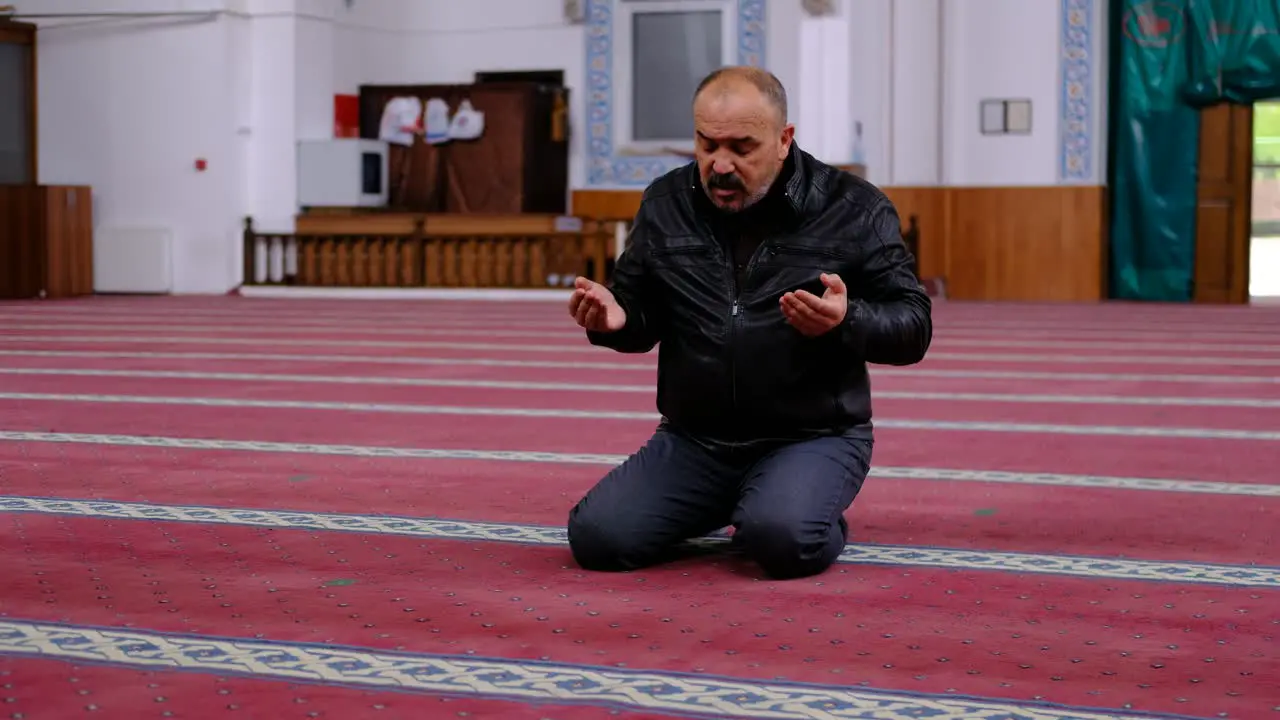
[[241, 213, 618, 288], [240, 210, 930, 294]]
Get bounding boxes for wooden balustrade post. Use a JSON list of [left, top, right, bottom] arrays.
[[241, 216, 256, 286], [412, 216, 426, 286], [590, 221, 609, 285], [903, 214, 921, 280]]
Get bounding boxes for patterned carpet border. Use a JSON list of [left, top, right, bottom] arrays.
[[0, 619, 1204, 720], [1, 496, 1275, 589], [4, 392, 1280, 441], [2, 430, 1278, 497], [4, 349, 1280, 385]]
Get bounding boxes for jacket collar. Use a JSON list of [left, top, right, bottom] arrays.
[[780, 141, 811, 215]]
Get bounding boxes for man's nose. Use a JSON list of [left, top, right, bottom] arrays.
[[712, 158, 735, 175]]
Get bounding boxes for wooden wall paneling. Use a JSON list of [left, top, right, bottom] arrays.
[[945, 186, 1105, 302], [571, 190, 643, 222], [880, 187, 948, 280], [571, 185, 1106, 302]]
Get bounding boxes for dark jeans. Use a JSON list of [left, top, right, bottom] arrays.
[[566, 427, 873, 579]]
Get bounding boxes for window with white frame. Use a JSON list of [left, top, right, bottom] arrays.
[[613, 0, 735, 154]]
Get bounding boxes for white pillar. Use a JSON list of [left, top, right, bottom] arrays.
[[890, 0, 943, 185], [243, 0, 299, 233], [846, 0, 891, 184]]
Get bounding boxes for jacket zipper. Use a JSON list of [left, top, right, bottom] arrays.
[[727, 252, 740, 417], [726, 241, 770, 424]]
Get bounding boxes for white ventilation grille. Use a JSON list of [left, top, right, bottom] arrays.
[[93, 226, 174, 294]]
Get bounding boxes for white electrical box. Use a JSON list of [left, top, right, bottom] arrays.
[[297, 138, 390, 208]]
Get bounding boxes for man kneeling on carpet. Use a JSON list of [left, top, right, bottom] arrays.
[[565, 66, 932, 579]]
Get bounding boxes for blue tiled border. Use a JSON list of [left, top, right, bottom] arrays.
[[584, 0, 767, 188], [1059, 0, 1095, 182]]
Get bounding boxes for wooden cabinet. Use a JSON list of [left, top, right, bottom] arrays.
[[358, 82, 571, 214], [0, 185, 95, 299]]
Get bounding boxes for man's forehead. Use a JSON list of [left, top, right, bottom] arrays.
[[696, 128, 760, 143], [695, 85, 777, 128]]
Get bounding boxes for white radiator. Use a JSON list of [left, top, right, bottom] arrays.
[[93, 226, 174, 294]]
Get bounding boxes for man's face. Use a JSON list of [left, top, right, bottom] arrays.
[[693, 84, 794, 213]]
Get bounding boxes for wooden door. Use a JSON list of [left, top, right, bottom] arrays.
[[1194, 102, 1253, 304]]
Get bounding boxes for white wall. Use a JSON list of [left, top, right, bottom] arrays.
[[29, 0, 376, 293], [34, 0, 244, 294], [803, 0, 1107, 187], [940, 0, 1062, 185], [28, 0, 1104, 294]]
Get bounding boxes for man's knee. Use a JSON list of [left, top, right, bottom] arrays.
[[734, 513, 846, 579], [566, 502, 650, 572]]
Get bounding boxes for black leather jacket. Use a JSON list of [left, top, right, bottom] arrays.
[[587, 144, 932, 452]]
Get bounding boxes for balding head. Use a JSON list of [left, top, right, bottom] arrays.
[[690, 66, 794, 213], [693, 66, 788, 125]]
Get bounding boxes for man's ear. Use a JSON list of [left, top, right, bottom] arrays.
[[779, 123, 795, 160]]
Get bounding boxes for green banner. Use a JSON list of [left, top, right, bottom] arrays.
[[1185, 0, 1280, 106], [1109, 0, 1280, 301]]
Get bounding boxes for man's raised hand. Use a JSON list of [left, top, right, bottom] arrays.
[[780, 272, 849, 337], [569, 276, 628, 333]]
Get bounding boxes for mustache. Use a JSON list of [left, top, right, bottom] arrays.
[[707, 172, 745, 191]]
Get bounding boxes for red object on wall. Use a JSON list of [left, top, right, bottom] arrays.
[[334, 94, 360, 138], [194, 158, 207, 171]]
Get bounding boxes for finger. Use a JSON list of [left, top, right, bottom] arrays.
[[792, 289, 840, 315], [780, 297, 798, 323], [784, 293, 824, 324], [574, 276, 595, 291], [575, 295, 598, 326], [793, 289, 844, 320], [568, 288, 587, 315], [583, 304, 600, 330], [781, 292, 810, 315], [782, 308, 824, 336], [821, 273, 847, 295]]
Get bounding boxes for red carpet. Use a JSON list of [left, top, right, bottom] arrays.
[[0, 295, 1277, 720]]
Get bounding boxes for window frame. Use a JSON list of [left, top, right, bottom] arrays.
[[612, 0, 736, 155]]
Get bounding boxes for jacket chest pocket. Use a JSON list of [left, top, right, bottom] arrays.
[[748, 244, 852, 301], [649, 244, 717, 268], [648, 243, 731, 339], [649, 242, 729, 297], [763, 243, 847, 269]]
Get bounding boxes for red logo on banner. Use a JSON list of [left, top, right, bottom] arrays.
[[1123, 1, 1185, 47]]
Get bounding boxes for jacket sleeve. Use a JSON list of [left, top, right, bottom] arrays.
[[585, 206, 665, 354], [837, 197, 933, 365]]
